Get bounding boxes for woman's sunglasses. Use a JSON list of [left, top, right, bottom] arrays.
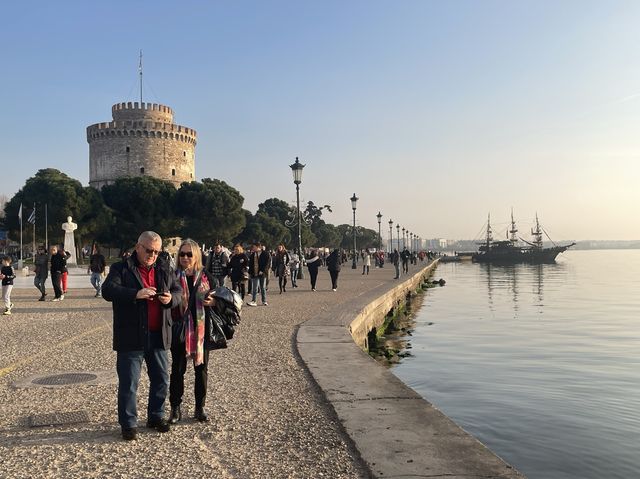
[[179, 251, 193, 258]]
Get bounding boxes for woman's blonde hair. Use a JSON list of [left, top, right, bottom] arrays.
[[177, 238, 203, 272], [233, 243, 244, 254]]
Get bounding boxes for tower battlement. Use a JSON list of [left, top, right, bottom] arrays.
[[88, 101, 196, 189]]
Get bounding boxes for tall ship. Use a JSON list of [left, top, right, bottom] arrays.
[[472, 212, 575, 264]]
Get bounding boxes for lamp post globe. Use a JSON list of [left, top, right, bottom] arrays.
[[289, 157, 305, 279]]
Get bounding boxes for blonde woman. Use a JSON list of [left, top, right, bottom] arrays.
[[169, 239, 215, 423]]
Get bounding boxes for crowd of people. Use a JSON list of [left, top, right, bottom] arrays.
[[3, 230, 435, 441]]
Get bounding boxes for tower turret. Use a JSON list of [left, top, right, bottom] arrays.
[[87, 101, 196, 189]]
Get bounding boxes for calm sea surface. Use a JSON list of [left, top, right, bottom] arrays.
[[390, 250, 640, 479]]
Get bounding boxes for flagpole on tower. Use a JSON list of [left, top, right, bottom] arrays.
[[139, 50, 143, 104]]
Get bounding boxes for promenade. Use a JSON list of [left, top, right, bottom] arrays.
[[0, 261, 523, 478]]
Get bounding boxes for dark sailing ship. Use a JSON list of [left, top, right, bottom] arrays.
[[472, 212, 575, 264]]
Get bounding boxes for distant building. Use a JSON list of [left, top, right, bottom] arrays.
[[87, 101, 197, 189]]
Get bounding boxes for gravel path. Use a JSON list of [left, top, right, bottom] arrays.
[[0, 262, 425, 478]]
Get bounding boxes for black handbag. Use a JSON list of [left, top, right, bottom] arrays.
[[205, 307, 228, 350]]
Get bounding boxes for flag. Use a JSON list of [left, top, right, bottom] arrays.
[[18, 204, 22, 222], [27, 207, 36, 224]]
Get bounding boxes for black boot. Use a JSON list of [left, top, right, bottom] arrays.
[[194, 407, 209, 423], [169, 405, 181, 424]]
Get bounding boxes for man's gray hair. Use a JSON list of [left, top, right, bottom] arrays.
[[137, 231, 162, 245]]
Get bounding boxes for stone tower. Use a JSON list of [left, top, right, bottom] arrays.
[[87, 102, 197, 189]]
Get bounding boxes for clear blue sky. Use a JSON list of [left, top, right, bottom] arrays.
[[2, 1, 639, 240]]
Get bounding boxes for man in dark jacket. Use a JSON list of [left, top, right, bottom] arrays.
[[102, 231, 182, 441], [326, 248, 341, 291], [247, 241, 271, 306], [33, 246, 49, 301]]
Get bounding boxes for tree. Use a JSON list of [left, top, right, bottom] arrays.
[[174, 178, 246, 246], [3, 169, 107, 248], [102, 176, 179, 250]]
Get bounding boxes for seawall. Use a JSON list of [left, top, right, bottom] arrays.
[[296, 261, 526, 478]]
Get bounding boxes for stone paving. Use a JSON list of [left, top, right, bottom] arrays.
[[0, 261, 426, 478]]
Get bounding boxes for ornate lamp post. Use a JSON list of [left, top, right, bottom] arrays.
[[402, 227, 406, 250], [376, 211, 383, 268], [388, 219, 393, 254], [287, 157, 306, 279], [396, 224, 400, 252], [350, 194, 359, 269]]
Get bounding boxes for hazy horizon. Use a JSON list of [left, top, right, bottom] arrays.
[[2, 1, 639, 241]]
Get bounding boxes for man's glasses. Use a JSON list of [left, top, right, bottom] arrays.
[[179, 251, 193, 258], [141, 246, 160, 256]]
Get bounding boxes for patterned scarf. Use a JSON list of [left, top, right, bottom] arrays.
[[176, 269, 210, 366]]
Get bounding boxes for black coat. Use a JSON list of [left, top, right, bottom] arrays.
[[102, 253, 182, 351], [228, 252, 249, 282], [326, 251, 341, 272], [50, 251, 70, 274]]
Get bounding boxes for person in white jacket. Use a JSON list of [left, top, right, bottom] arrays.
[[362, 249, 371, 275]]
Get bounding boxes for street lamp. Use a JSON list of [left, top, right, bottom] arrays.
[[396, 224, 400, 252], [376, 212, 383, 268], [388, 219, 393, 254], [351, 193, 358, 269], [402, 227, 406, 250], [288, 157, 305, 279]]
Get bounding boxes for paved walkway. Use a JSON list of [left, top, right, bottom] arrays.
[[0, 261, 428, 478]]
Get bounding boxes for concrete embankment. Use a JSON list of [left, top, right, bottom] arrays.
[[297, 261, 526, 478]]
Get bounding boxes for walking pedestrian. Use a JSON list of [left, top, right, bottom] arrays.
[[206, 243, 229, 288], [273, 244, 291, 294], [33, 245, 49, 301], [1, 256, 15, 315], [289, 251, 300, 288], [306, 250, 321, 291], [326, 248, 341, 291], [392, 249, 400, 279], [247, 242, 271, 306], [88, 244, 106, 297], [228, 244, 249, 299], [49, 245, 66, 301], [102, 231, 182, 441], [362, 249, 371, 275]]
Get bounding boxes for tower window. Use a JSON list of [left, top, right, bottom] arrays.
[[126, 146, 130, 153], [183, 151, 186, 157], [140, 167, 145, 174], [172, 168, 176, 176]]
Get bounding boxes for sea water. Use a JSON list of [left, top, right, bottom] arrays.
[[391, 250, 640, 479]]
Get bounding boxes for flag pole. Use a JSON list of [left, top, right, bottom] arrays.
[[32, 203, 36, 263], [45, 204, 48, 249], [19, 203, 23, 270]]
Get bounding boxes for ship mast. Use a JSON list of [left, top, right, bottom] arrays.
[[509, 208, 518, 244], [531, 213, 543, 249], [486, 213, 493, 250]]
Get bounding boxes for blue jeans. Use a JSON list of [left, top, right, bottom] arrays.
[[290, 268, 298, 286], [90, 272, 103, 294], [116, 331, 168, 428], [34, 274, 47, 296], [250, 275, 266, 303]]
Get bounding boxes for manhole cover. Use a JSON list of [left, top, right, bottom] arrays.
[[32, 373, 98, 386], [29, 410, 90, 428]]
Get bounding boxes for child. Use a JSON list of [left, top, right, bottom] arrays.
[[0, 256, 15, 315]]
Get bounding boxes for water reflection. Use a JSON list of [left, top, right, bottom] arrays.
[[478, 262, 567, 318]]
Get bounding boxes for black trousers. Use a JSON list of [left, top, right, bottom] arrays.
[[169, 342, 210, 409], [329, 270, 339, 289], [309, 268, 318, 289], [278, 274, 287, 292], [51, 271, 63, 298], [231, 280, 246, 299]]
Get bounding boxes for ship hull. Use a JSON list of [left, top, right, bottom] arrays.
[[472, 246, 570, 264]]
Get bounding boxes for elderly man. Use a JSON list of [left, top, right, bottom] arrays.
[[102, 231, 182, 441]]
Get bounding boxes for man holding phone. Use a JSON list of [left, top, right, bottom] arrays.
[[102, 231, 182, 441]]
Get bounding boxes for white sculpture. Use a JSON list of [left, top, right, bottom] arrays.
[[62, 216, 78, 265]]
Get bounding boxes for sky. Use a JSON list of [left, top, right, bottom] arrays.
[[1, 0, 639, 241]]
